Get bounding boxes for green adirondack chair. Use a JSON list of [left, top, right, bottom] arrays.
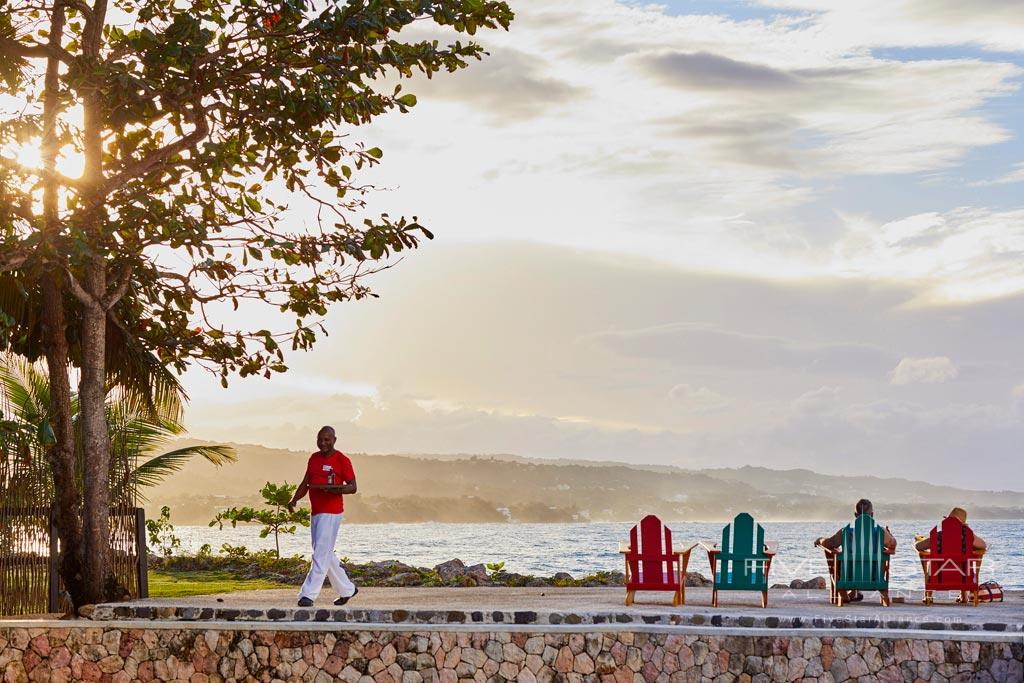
[[817, 513, 893, 606], [702, 512, 775, 607]]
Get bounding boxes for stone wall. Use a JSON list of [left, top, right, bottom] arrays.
[[0, 623, 1021, 683]]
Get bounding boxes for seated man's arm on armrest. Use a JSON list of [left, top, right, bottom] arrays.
[[817, 529, 843, 549], [884, 527, 897, 552], [974, 535, 987, 552], [915, 537, 930, 552]]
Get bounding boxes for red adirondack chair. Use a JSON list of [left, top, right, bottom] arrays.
[[918, 515, 985, 606], [619, 515, 696, 606]]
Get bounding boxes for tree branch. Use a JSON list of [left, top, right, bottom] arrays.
[[0, 36, 75, 64], [65, 0, 95, 22], [0, 251, 29, 272], [102, 106, 209, 195], [101, 264, 133, 309], [63, 270, 103, 311]]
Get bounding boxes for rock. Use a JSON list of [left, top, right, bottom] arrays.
[[552, 573, 573, 582], [433, 560, 467, 582], [465, 564, 491, 585], [788, 577, 827, 589], [78, 605, 97, 618], [525, 579, 549, 588], [684, 572, 712, 587], [386, 572, 423, 587]]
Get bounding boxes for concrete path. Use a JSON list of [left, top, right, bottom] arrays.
[[92, 587, 1023, 634]]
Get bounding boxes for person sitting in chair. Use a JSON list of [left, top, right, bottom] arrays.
[[814, 498, 896, 603], [915, 506, 986, 553]]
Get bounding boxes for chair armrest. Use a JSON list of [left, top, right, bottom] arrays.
[[677, 542, 699, 555], [816, 543, 838, 556], [698, 541, 719, 554]]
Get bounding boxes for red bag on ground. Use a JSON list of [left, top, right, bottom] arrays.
[[977, 581, 1003, 602]]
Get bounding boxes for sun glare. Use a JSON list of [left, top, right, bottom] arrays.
[[4, 141, 86, 179]]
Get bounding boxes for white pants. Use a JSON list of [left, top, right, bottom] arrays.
[[299, 513, 356, 601]]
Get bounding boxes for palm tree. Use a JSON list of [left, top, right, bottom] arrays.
[[0, 358, 236, 503]]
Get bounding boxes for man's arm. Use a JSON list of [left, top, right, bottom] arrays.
[[883, 526, 897, 552], [815, 528, 843, 550], [288, 472, 310, 513], [974, 535, 987, 552]]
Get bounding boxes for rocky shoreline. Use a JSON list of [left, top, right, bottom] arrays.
[[150, 555, 827, 590]]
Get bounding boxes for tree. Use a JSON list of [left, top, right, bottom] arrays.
[[0, 357, 237, 505], [210, 482, 310, 558], [0, 0, 512, 606]]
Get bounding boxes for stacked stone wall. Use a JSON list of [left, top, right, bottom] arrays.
[[0, 624, 1021, 683]]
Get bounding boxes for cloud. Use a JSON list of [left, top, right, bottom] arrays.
[[755, 0, 1024, 52], [410, 46, 585, 122], [969, 162, 1024, 187], [890, 357, 959, 386], [593, 323, 895, 377], [668, 384, 730, 413], [834, 207, 1024, 302], [182, 242, 1024, 487], [640, 51, 802, 92]]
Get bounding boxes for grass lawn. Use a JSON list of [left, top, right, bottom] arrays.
[[148, 570, 293, 598]]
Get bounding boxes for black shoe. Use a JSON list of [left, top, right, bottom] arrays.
[[297, 597, 314, 607], [334, 587, 359, 606]]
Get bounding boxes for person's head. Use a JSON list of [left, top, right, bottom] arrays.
[[949, 507, 968, 524], [855, 498, 874, 517], [316, 426, 337, 454]]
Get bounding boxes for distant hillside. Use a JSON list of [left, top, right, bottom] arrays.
[[148, 441, 1024, 524]]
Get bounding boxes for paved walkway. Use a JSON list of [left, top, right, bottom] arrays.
[[92, 587, 1023, 634]]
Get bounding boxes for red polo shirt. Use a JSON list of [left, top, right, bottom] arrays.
[[306, 450, 355, 515]]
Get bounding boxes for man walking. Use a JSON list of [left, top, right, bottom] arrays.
[[288, 426, 359, 607]]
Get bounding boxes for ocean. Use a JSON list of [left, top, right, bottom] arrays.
[[173, 520, 1024, 590]]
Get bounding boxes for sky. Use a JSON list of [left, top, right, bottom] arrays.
[[183, 0, 1024, 489]]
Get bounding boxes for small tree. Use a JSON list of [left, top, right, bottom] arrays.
[[210, 482, 310, 557], [145, 505, 181, 557]]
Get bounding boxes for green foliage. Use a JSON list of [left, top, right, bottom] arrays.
[[485, 560, 505, 573], [145, 505, 181, 557], [0, 0, 515, 388], [210, 482, 310, 557], [0, 358, 237, 502]]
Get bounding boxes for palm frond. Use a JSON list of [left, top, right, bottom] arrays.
[[0, 357, 47, 425], [105, 310, 185, 424], [130, 444, 237, 491]]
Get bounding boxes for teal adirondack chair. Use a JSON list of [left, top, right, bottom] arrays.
[[817, 513, 892, 606], [702, 513, 775, 607]]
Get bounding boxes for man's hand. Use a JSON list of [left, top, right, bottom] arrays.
[[287, 500, 297, 514]]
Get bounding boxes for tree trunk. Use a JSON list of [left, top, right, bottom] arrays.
[[76, 0, 119, 605], [78, 263, 115, 603], [37, 0, 88, 610], [40, 272, 86, 608]]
